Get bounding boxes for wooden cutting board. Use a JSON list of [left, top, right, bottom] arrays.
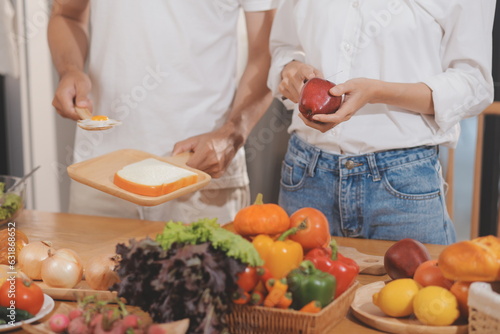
[[67, 149, 211, 206], [37, 280, 117, 301], [350, 281, 468, 334], [338, 246, 386, 276]]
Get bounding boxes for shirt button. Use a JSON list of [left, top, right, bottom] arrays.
[[352, 1, 359, 8], [343, 42, 352, 54], [346, 160, 356, 169]]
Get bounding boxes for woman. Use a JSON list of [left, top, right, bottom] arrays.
[[268, 0, 495, 244]]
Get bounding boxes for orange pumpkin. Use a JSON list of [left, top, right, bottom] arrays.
[[233, 193, 290, 236]]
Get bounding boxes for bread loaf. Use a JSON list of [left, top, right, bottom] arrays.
[[114, 158, 198, 197], [438, 235, 500, 282]]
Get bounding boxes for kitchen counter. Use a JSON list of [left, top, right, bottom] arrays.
[[12, 210, 447, 333]]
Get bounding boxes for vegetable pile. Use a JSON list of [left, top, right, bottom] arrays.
[[231, 198, 359, 313], [112, 218, 262, 334], [111, 196, 360, 332], [0, 276, 44, 325]]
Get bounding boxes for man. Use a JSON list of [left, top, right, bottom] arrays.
[[48, 0, 276, 223]]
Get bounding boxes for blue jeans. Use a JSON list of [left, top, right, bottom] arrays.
[[279, 133, 457, 245]]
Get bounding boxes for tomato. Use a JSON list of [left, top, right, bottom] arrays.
[[0, 277, 44, 315], [413, 260, 454, 289], [288, 207, 331, 252], [236, 266, 259, 292], [450, 281, 472, 319]]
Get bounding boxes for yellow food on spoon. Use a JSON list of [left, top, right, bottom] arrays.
[[372, 278, 421, 317], [91, 115, 109, 121]]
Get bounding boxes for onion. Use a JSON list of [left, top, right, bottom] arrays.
[[41, 248, 83, 288], [84, 254, 121, 290], [17, 241, 54, 280]]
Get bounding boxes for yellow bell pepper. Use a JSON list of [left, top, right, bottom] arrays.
[[252, 226, 304, 279]]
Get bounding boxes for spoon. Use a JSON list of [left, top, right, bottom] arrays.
[[75, 107, 121, 131], [0, 165, 41, 205], [75, 106, 92, 120]]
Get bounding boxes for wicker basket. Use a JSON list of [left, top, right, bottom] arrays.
[[468, 282, 500, 334], [226, 281, 359, 334]]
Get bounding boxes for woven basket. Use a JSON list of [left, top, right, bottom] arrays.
[[226, 281, 359, 334], [468, 282, 500, 334]]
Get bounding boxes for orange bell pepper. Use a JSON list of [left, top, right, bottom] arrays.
[[252, 226, 304, 279]]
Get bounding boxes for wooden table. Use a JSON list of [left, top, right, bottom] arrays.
[[11, 210, 447, 333]]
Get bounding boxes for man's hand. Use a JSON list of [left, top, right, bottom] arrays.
[[172, 125, 242, 178], [279, 61, 323, 103], [52, 69, 93, 121]]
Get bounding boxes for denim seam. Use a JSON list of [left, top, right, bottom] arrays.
[[307, 148, 321, 177], [382, 175, 441, 200], [366, 153, 381, 181]]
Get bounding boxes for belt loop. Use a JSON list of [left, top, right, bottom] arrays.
[[367, 153, 381, 181], [307, 148, 320, 177]]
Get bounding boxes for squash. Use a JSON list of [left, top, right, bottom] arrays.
[[233, 193, 290, 236], [0, 227, 29, 265]]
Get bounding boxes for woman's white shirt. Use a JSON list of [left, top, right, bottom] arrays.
[[268, 0, 495, 154]]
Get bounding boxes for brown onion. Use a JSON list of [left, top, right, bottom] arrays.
[[41, 248, 83, 288], [17, 241, 54, 280], [84, 254, 121, 290]]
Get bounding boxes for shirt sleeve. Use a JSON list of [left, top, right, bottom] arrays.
[[267, 0, 305, 97], [421, 0, 496, 134], [241, 0, 279, 12]]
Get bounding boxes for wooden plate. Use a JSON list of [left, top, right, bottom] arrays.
[[37, 280, 117, 302], [350, 281, 468, 334], [67, 149, 211, 206], [22, 301, 190, 334]]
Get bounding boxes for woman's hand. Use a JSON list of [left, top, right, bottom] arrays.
[[303, 78, 380, 132], [279, 61, 323, 103]]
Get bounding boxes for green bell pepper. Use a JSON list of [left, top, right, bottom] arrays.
[[286, 260, 336, 310]]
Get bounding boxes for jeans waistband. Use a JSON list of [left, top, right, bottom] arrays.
[[289, 133, 438, 178]]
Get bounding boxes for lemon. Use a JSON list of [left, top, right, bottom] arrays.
[[372, 278, 422, 317], [413, 286, 460, 326]]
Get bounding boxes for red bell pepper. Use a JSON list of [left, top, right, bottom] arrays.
[[304, 239, 359, 298]]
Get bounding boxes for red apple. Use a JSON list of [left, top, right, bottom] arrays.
[[384, 238, 431, 280], [298, 78, 342, 121]]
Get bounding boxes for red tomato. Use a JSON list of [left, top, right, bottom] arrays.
[[0, 277, 45, 315], [289, 207, 331, 252], [413, 260, 454, 289], [450, 281, 472, 319], [236, 266, 259, 292]]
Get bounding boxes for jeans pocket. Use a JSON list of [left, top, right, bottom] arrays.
[[382, 157, 441, 200], [280, 157, 307, 190]]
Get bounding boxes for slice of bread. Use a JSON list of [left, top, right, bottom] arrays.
[[113, 158, 198, 197]]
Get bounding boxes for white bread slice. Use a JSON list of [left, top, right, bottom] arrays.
[[113, 158, 198, 197]]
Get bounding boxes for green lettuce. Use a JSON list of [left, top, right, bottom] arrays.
[[155, 218, 263, 267]]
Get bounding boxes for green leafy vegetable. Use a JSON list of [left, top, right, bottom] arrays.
[[0, 182, 22, 220], [155, 218, 263, 267], [113, 239, 245, 334]]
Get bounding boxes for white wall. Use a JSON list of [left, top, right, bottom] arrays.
[[6, 0, 74, 213]]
